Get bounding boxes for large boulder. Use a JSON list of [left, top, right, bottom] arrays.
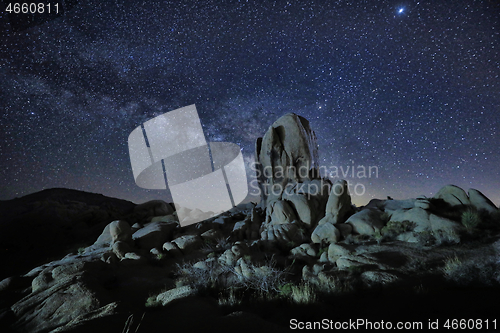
[[317, 179, 353, 225], [255, 113, 319, 207], [260, 222, 306, 245], [109, 220, 133, 245], [468, 189, 498, 214], [433, 185, 470, 207], [346, 208, 386, 236], [93, 220, 132, 248], [282, 179, 331, 228], [311, 223, 341, 244]]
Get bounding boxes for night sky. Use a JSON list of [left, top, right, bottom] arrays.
[[1, 0, 499, 207]]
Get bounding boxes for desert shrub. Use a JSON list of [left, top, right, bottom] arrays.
[[201, 237, 233, 253], [176, 256, 289, 297], [317, 247, 328, 258], [461, 207, 481, 232], [442, 255, 500, 285], [381, 220, 416, 241], [433, 229, 460, 246], [176, 259, 233, 292], [373, 230, 383, 245], [416, 230, 435, 247], [234, 258, 288, 293], [317, 274, 349, 293]]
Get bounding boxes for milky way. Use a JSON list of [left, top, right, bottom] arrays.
[[1, 0, 499, 206]]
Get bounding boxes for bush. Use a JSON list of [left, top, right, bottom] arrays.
[[416, 230, 434, 247], [380, 220, 416, 241], [289, 283, 317, 304], [461, 207, 481, 232], [442, 255, 500, 285]]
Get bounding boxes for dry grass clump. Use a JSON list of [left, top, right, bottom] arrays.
[[175, 255, 289, 305], [442, 255, 500, 285]]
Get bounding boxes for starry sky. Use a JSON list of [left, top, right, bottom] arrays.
[[0, 0, 499, 207]]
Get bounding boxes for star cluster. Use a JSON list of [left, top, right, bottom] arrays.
[[0, 0, 499, 206]]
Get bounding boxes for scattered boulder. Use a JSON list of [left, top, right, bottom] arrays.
[[346, 208, 386, 236], [317, 179, 354, 225], [172, 235, 203, 254], [260, 222, 306, 245], [327, 244, 351, 263], [311, 222, 341, 244], [112, 241, 134, 260], [156, 286, 196, 306], [109, 220, 133, 245], [290, 243, 317, 259], [200, 229, 224, 242], [162, 242, 182, 258]]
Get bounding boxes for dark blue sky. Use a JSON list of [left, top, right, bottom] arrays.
[[1, 0, 499, 206]]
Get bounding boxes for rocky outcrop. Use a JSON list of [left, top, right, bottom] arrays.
[[433, 185, 470, 207], [255, 113, 320, 207]]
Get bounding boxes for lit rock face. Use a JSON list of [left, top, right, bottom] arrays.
[[255, 113, 320, 208], [255, 113, 334, 244]]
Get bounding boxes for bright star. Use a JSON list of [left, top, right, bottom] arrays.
[[398, 8, 404, 14]]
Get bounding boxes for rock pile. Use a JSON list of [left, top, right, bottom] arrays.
[[0, 114, 498, 333]]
